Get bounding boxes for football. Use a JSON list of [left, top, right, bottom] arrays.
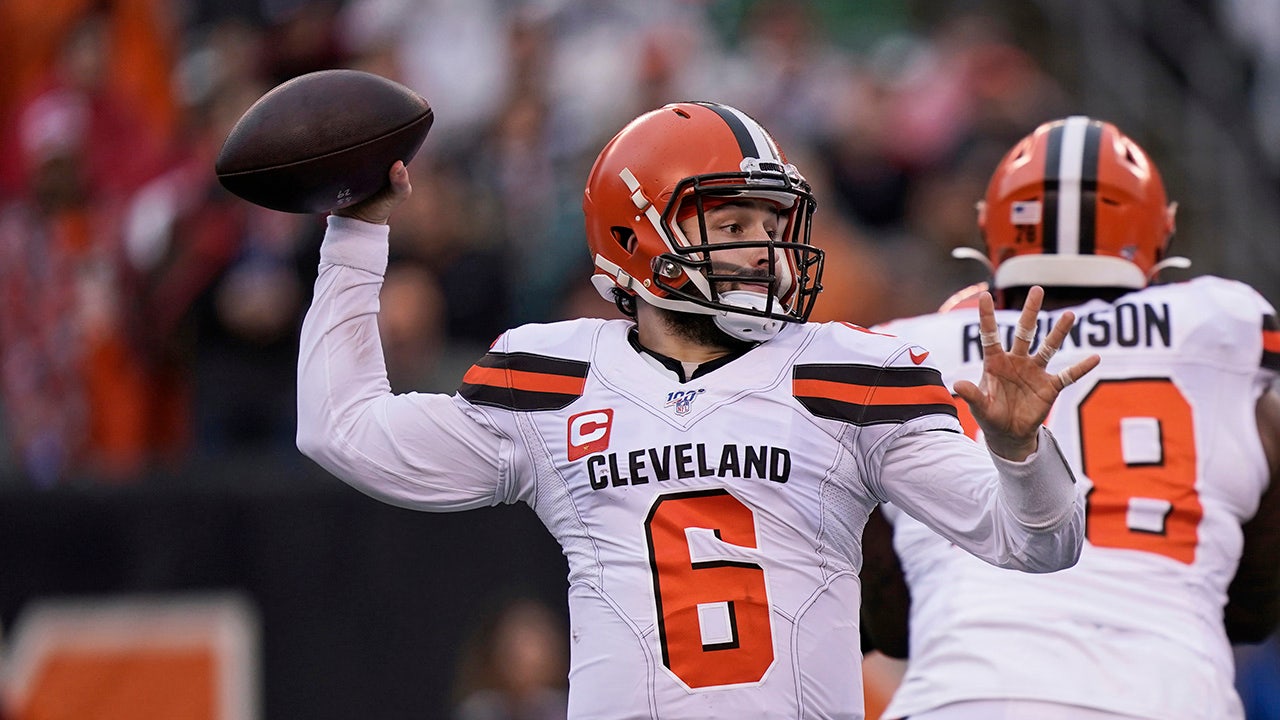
[[216, 69, 434, 214]]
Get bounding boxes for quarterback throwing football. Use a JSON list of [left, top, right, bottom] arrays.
[[296, 102, 1098, 719]]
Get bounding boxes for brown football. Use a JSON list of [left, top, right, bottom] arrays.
[[216, 69, 433, 214]]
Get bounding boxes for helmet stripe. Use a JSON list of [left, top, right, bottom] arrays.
[[1078, 119, 1102, 255], [1042, 123, 1062, 254], [1045, 116, 1104, 258], [695, 102, 781, 161], [1054, 116, 1091, 255]]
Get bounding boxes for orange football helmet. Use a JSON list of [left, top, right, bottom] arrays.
[[962, 116, 1184, 292], [583, 102, 823, 340]]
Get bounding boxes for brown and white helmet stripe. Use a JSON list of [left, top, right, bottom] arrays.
[[970, 115, 1184, 291]]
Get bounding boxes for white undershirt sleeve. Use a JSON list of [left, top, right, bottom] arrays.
[[296, 216, 504, 512]]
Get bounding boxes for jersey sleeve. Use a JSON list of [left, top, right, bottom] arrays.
[[792, 322, 963, 434], [1191, 276, 1280, 381], [796, 323, 1083, 571], [1259, 300, 1280, 376], [296, 216, 506, 512], [877, 426, 1084, 572], [1226, 278, 1279, 378]]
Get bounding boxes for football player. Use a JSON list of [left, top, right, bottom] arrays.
[[865, 116, 1280, 720], [295, 102, 1097, 719]]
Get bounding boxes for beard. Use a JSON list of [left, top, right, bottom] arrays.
[[653, 305, 758, 351]]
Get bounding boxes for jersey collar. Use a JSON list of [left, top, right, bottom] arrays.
[[626, 327, 751, 383]]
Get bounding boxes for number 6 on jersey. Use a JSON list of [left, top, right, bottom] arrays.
[[645, 489, 775, 688]]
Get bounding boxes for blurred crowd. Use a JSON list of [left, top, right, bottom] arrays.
[[1, 2, 1278, 718], [0, 0, 1264, 487]]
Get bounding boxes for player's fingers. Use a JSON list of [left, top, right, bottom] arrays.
[[1056, 354, 1101, 391], [1010, 286, 1044, 356], [1044, 309, 1076, 346], [1034, 340, 1058, 367], [1056, 367, 1075, 390], [1034, 310, 1075, 367], [952, 379, 982, 408], [335, 162, 411, 224], [390, 161, 411, 195], [977, 292, 1003, 355]]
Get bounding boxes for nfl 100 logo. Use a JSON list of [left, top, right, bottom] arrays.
[[665, 388, 706, 416]]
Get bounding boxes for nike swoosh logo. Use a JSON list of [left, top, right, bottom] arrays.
[[909, 348, 929, 365]]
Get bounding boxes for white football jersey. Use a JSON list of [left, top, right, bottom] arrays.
[[875, 276, 1280, 720], [297, 218, 1085, 720]]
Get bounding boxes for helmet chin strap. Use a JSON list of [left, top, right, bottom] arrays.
[[713, 290, 784, 341]]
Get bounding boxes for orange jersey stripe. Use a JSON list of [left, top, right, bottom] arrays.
[[462, 365, 587, 395], [793, 378, 954, 407], [1263, 329, 1280, 353]]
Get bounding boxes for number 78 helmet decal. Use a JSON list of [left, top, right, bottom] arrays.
[[957, 116, 1188, 291], [583, 102, 824, 340]]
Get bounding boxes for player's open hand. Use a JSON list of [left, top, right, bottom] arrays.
[[333, 161, 412, 225], [953, 286, 1100, 461]]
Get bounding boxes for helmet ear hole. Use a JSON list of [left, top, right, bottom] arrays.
[[611, 227, 638, 254]]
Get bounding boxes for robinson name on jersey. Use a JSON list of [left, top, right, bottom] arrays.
[[961, 300, 1172, 363]]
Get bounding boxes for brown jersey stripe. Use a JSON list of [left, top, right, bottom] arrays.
[[473, 351, 590, 378], [793, 363, 944, 388], [792, 363, 957, 425], [460, 384, 582, 412], [794, 395, 958, 426], [458, 351, 589, 411]]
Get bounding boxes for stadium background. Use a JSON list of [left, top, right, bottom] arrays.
[[0, 0, 1277, 717]]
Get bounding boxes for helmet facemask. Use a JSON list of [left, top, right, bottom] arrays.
[[649, 163, 824, 341], [584, 102, 826, 343]]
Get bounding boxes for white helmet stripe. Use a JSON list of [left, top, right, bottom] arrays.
[[619, 166, 677, 247], [1054, 115, 1090, 255]]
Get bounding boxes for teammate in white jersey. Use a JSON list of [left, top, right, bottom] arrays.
[[295, 102, 1099, 720], [864, 116, 1280, 720]]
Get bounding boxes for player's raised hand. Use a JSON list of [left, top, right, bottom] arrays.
[[333, 161, 412, 225], [953, 286, 1100, 461]]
